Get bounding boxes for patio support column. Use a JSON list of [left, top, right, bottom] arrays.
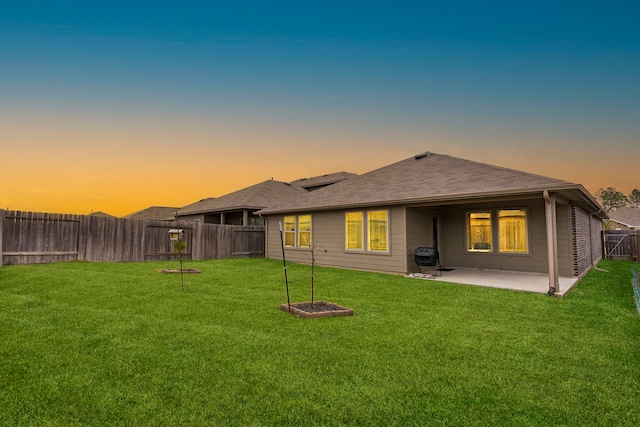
[[220, 212, 225, 225], [243, 210, 249, 226], [544, 191, 559, 294]]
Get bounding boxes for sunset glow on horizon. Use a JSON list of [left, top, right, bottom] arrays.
[[2, 1, 639, 216]]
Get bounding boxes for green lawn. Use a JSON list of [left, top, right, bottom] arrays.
[[1, 258, 639, 426]]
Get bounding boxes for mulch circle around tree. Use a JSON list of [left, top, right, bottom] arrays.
[[280, 301, 354, 318], [160, 269, 201, 274]]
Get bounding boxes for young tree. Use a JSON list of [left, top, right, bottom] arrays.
[[595, 187, 628, 212], [173, 239, 187, 292], [628, 189, 640, 208]]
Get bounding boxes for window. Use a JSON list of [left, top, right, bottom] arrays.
[[368, 210, 388, 251], [345, 210, 389, 252], [283, 216, 296, 247], [248, 217, 265, 226], [345, 212, 363, 250], [466, 208, 529, 254], [283, 215, 312, 248], [499, 209, 528, 253], [298, 215, 312, 248], [467, 212, 492, 252]]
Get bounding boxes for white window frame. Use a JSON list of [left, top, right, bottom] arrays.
[[367, 210, 389, 252], [466, 211, 493, 252], [283, 216, 297, 248], [498, 208, 530, 254], [345, 211, 364, 251], [298, 214, 312, 248], [345, 209, 390, 253], [465, 207, 530, 255], [283, 214, 312, 249]]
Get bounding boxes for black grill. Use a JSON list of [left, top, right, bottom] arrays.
[[414, 247, 439, 267]]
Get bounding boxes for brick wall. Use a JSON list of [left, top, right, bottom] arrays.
[[590, 215, 604, 264], [571, 205, 602, 276]]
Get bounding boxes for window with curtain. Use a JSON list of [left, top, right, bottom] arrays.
[[368, 210, 388, 251], [283, 216, 296, 247], [345, 212, 363, 250], [298, 215, 312, 248], [499, 209, 528, 253], [467, 212, 492, 251]]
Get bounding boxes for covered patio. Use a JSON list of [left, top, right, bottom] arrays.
[[408, 267, 580, 296]]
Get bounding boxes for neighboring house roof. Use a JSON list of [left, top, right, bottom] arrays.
[[607, 207, 640, 228], [178, 180, 308, 216], [259, 152, 605, 215], [290, 171, 357, 191], [89, 211, 116, 218], [124, 206, 180, 221]]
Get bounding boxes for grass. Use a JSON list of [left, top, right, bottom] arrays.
[[1, 258, 639, 426]]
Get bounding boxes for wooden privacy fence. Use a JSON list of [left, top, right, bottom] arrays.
[[0, 210, 264, 266], [603, 230, 639, 262]]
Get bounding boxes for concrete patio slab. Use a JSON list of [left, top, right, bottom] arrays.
[[407, 267, 580, 296]]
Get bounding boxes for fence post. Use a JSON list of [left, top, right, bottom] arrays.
[[192, 220, 202, 261], [0, 209, 4, 267]]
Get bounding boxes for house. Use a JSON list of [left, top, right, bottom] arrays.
[[124, 206, 180, 221], [176, 172, 356, 226], [176, 180, 309, 226], [257, 152, 607, 295], [607, 207, 640, 230]]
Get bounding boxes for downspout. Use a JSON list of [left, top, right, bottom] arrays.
[[544, 191, 559, 295]]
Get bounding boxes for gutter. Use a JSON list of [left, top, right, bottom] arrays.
[[543, 190, 559, 295]]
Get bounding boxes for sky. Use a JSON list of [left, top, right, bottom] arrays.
[[2, 1, 639, 216]]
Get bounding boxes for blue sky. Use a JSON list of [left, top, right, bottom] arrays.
[[2, 1, 639, 215]]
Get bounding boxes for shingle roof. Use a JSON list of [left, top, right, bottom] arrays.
[[290, 171, 357, 190], [259, 152, 583, 214], [89, 211, 117, 218], [178, 180, 308, 215], [608, 207, 640, 228], [124, 206, 179, 221]]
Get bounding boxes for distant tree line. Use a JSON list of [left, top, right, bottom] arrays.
[[595, 187, 640, 212]]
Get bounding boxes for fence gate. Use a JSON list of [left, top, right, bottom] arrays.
[[603, 230, 639, 262]]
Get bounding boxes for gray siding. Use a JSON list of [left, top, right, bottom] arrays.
[[265, 196, 600, 278], [265, 206, 408, 274], [406, 207, 436, 274]]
